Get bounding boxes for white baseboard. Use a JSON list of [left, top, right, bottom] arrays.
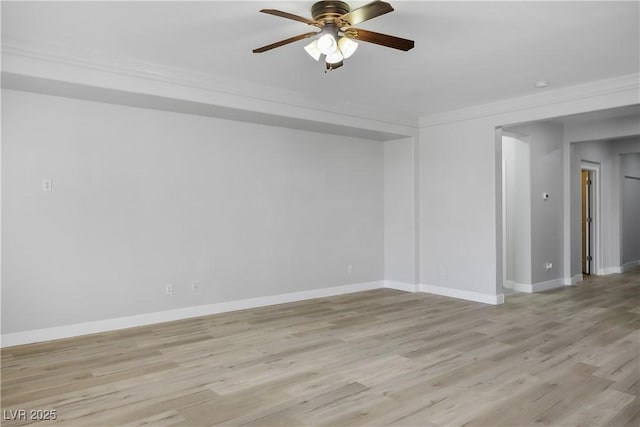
[[384, 281, 418, 292], [2, 278, 512, 347], [597, 266, 623, 275], [622, 260, 640, 272], [564, 274, 583, 286], [512, 282, 534, 293], [1, 281, 384, 348], [418, 284, 504, 305], [513, 277, 574, 293], [531, 278, 566, 293], [385, 281, 504, 305]]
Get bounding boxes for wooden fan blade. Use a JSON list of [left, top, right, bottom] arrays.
[[252, 31, 319, 53], [340, 1, 394, 26], [344, 28, 414, 51], [260, 9, 319, 26]]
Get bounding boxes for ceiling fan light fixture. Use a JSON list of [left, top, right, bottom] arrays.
[[252, 1, 415, 72], [325, 50, 344, 64], [304, 40, 322, 61], [317, 33, 338, 55], [337, 36, 358, 59]]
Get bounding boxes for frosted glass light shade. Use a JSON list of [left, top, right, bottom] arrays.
[[317, 33, 338, 55], [325, 50, 344, 64], [338, 37, 358, 59], [304, 40, 322, 61]]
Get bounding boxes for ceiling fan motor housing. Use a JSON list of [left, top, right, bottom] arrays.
[[311, 1, 350, 23]]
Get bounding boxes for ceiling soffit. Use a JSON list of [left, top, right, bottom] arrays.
[[2, 36, 638, 138], [1, 36, 418, 140]]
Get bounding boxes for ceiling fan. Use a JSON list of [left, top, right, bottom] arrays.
[[252, 0, 414, 71]]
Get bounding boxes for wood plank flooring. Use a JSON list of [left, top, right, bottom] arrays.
[[2, 269, 638, 426]]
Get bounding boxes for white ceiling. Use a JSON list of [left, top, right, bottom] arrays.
[[2, 1, 639, 121]]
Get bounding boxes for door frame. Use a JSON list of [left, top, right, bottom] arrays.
[[581, 161, 601, 275], [501, 131, 531, 291]]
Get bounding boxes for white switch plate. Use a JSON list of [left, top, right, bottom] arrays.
[[42, 179, 52, 192], [191, 281, 200, 293]]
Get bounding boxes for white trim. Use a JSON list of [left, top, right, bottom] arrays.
[[1, 281, 383, 348], [501, 138, 508, 292], [384, 281, 418, 292], [1, 279, 511, 347], [597, 266, 623, 275], [512, 282, 534, 293], [564, 274, 583, 286], [513, 275, 582, 292], [536, 279, 564, 291], [622, 260, 640, 272], [1, 36, 417, 131], [513, 278, 566, 293], [419, 74, 640, 128], [500, 132, 532, 294], [418, 284, 504, 305]]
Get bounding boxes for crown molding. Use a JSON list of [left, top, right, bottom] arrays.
[[419, 73, 640, 128], [4, 36, 636, 135], [1, 36, 419, 132]]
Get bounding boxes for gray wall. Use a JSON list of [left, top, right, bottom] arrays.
[[419, 120, 498, 296], [619, 152, 640, 265], [1, 89, 385, 333], [384, 138, 416, 285], [570, 137, 640, 274], [500, 121, 639, 287], [417, 84, 637, 300], [505, 122, 564, 284]]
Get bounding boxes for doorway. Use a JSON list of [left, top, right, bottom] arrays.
[[502, 133, 531, 290], [581, 169, 593, 274], [580, 162, 600, 275]]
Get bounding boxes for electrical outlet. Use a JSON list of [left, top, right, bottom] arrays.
[[165, 283, 174, 295], [191, 281, 200, 293], [545, 262, 553, 270], [42, 179, 52, 192], [347, 265, 353, 274]]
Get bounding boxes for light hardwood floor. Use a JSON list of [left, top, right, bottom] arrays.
[[2, 269, 638, 426]]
